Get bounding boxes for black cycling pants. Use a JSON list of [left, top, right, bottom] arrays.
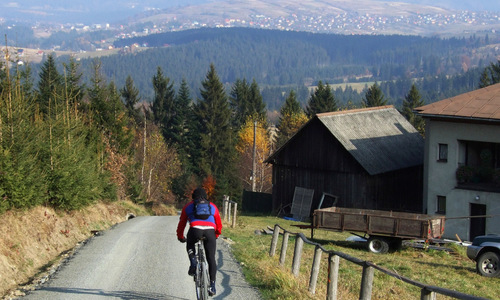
[[186, 227, 217, 281]]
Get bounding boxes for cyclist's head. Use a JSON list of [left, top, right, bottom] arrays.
[[192, 187, 207, 200]]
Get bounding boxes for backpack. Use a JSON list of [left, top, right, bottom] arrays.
[[194, 198, 212, 220]]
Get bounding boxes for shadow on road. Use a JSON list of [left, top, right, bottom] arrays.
[[24, 287, 190, 300]]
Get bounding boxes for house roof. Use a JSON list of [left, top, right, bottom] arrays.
[[267, 105, 424, 176], [414, 82, 500, 121]]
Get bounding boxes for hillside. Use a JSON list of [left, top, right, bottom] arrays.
[[129, 0, 500, 36], [0, 201, 151, 298], [5, 0, 500, 25], [62, 27, 495, 110]]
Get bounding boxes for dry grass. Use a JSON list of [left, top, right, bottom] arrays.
[[224, 215, 500, 300], [0, 200, 149, 298]]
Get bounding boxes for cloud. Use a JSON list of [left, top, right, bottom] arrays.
[[5, 2, 20, 8]]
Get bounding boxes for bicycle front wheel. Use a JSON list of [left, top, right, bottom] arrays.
[[200, 261, 209, 299], [196, 262, 209, 300]]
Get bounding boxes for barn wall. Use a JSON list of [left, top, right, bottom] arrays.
[[274, 119, 365, 172], [270, 118, 424, 215]]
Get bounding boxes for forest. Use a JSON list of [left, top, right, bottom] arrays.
[[2, 26, 500, 215], [60, 27, 493, 111]]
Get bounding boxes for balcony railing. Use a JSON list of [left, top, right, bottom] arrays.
[[456, 165, 500, 192]]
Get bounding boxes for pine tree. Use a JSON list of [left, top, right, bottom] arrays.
[[87, 60, 132, 152], [151, 67, 176, 144], [230, 78, 266, 129], [479, 60, 500, 88], [170, 79, 198, 200], [280, 90, 303, 116], [229, 78, 250, 129], [107, 81, 133, 152], [362, 82, 387, 107], [196, 64, 237, 195], [247, 79, 266, 121], [479, 68, 492, 88], [489, 61, 500, 84], [87, 59, 110, 126], [18, 63, 36, 106], [63, 57, 85, 108], [0, 60, 47, 211], [120, 75, 142, 125], [171, 79, 195, 165], [402, 84, 425, 135], [36, 53, 63, 118], [305, 81, 337, 117], [276, 90, 308, 148]]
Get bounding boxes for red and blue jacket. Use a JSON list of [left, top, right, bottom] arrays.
[[177, 201, 222, 240]]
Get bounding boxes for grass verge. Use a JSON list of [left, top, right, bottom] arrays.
[[223, 215, 499, 299]]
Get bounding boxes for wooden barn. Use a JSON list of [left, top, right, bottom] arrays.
[[265, 105, 425, 217]]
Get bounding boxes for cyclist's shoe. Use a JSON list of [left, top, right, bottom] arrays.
[[208, 281, 216, 296], [188, 259, 197, 276], [188, 265, 196, 276]]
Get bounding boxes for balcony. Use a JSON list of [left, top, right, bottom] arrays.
[[456, 165, 500, 193]]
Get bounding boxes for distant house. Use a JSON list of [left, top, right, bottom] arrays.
[[415, 83, 500, 241], [266, 105, 424, 216]]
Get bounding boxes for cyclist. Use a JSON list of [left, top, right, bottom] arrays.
[[177, 187, 222, 296]]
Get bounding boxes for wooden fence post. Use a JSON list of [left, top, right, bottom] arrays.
[[421, 288, 437, 300], [360, 262, 374, 300], [232, 203, 237, 228], [291, 236, 304, 277], [269, 224, 280, 257], [223, 196, 228, 221], [280, 231, 290, 266], [308, 245, 322, 294], [327, 254, 340, 300], [227, 201, 232, 223]]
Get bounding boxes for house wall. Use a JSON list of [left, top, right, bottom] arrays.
[[444, 189, 500, 240], [423, 119, 500, 240]]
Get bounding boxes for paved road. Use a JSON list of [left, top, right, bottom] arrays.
[[22, 216, 262, 300]]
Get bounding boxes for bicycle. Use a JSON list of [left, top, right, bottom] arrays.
[[194, 237, 210, 300]]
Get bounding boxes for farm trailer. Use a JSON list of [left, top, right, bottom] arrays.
[[300, 206, 446, 253]]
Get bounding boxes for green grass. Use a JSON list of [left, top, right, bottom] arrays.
[[223, 215, 500, 300]]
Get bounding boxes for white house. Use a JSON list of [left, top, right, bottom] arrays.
[[415, 83, 500, 241]]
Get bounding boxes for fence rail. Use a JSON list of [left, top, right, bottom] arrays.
[[268, 224, 487, 300]]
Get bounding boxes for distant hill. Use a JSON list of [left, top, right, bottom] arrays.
[[58, 27, 489, 111], [2, 0, 499, 25]]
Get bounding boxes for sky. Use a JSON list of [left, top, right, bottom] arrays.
[[1, 0, 499, 24], [0, 0, 206, 24]]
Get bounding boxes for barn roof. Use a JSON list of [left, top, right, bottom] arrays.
[[267, 105, 424, 175], [414, 82, 500, 121]]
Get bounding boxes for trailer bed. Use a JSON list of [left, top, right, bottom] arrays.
[[313, 207, 445, 240]]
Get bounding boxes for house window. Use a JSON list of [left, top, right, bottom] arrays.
[[437, 196, 446, 214], [438, 144, 448, 162]]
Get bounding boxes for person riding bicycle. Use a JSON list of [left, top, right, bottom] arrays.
[[177, 187, 222, 296]]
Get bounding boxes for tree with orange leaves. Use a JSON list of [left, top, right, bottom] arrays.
[[202, 175, 217, 202]]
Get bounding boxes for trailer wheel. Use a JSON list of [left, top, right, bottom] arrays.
[[367, 236, 389, 254]]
